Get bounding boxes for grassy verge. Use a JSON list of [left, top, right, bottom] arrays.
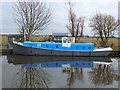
[[1, 46, 13, 49], [111, 47, 120, 51]]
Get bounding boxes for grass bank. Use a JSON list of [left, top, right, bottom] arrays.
[[1, 46, 119, 51], [1, 36, 120, 51]]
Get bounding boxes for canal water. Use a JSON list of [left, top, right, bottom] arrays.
[[1, 55, 120, 88]]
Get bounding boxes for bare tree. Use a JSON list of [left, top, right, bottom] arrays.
[[118, 19, 120, 25], [79, 17, 85, 37], [66, 68, 83, 88], [13, 0, 52, 41], [14, 66, 51, 88], [89, 64, 120, 86], [66, 2, 85, 42], [90, 12, 117, 46]]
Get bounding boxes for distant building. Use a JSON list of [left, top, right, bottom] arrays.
[[8, 34, 21, 40], [52, 33, 68, 42], [82, 35, 90, 38]]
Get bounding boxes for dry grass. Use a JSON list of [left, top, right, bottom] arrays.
[[77, 37, 119, 47], [31, 36, 45, 41], [0, 36, 8, 46], [1, 36, 119, 48]]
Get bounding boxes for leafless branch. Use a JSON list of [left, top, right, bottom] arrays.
[[66, 1, 85, 42], [90, 12, 117, 46], [13, 0, 52, 41]]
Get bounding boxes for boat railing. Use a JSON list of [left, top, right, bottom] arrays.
[[13, 41, 23, 45]]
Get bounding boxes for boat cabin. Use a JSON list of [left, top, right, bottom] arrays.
[[23, 37, 94, 51], [23, 42, 94, 51]]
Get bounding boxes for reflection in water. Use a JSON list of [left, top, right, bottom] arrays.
[[5, 55, 119, 88], [23, 61, 93, 68], [65, 68, 83, 88], [14, 66, 50, 88], [89, 64, 119, 86], [21, 61, 92, 88]]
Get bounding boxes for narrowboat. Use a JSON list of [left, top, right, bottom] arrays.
[[13, 37, 113, 56]]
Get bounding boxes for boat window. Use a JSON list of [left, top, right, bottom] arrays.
[[88, 63, 91, 65], [63, 38, 67, 43], [30, 44, 32, 46], [76, 47, 79, 49], [46, 45, 48, 47], [46, 64, 48, 66], [82, 63, 85, 65], [82, 47, 85, 49], [88, 47, 91, 49], [56, 46, 58, 48], [56, 63, 59, 66], [76, 63, 78, 65]]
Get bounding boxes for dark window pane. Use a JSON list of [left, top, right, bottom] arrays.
[[76, 47, 78, 49], [76, 63, 78, 65], [83, 47, 85, 49], [82, 63, 85, 65], [88, 63, 91, 65], [88, 47, 91, 49], [56, 63, 58, 66]]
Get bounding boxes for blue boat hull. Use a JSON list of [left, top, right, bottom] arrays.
[[13, 43, 111, 56]]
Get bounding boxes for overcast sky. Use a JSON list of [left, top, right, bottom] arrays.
[[0, 0, 119, 37]]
